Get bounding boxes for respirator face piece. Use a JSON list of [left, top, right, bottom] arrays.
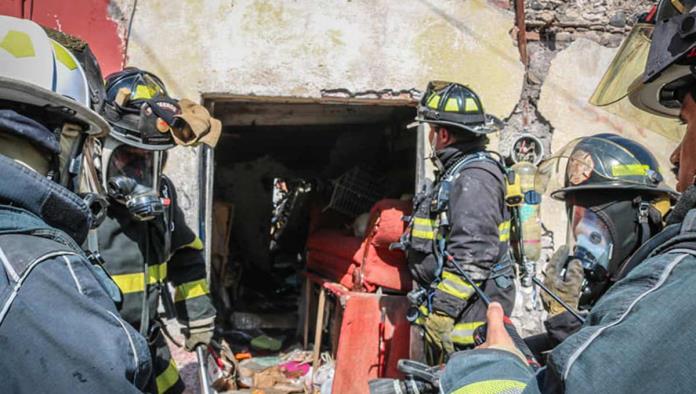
[[107, 144, 156, 191], [105, 142, 164, 221], [569, 205, 614, 282]]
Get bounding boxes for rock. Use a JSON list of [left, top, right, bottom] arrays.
[[555, 31, 573, 42], [609, 10, 626, 27], [606, 33, 625, 47], [539, 10, 556, 24], [560, 8, 582, 23], [531, 0, 544, 10], [579, 30, 601, 43], [528, 69, 543, 85], [526, 31, 541, 41], [581, 12, 603, 22]]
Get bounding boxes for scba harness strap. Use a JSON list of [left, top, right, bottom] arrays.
[[404, 152, 514, 317]]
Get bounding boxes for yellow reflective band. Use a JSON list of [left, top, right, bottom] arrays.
[[412, 217, 437, 240], [156, 358, 180, 394], [499, 220, 511, 242], [180, 237, 204, 251], [153, 262, 168, 281], [437, 271, 476, 300], [0, 30, 35, 58], [452, 380, 526, 394], [414, 218, 437, 226], [175, 279, 210, 302], [134, 84, 157, 100], [464, 98, 479, 112], [111, 263, 168, 294], [412, 229, 435, 240], [611, 164, 649, 177], [427, 93, 442, 109], [51, 41, 77, 70], [444, 97, 460, 112], [451, 321, 485, 345]]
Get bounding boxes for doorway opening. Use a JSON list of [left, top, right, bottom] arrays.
[[203, 94, 417, 356]]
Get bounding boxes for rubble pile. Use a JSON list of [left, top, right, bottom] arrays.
[[524, 0, 652, 46]]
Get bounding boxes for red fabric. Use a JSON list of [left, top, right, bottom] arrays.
[[306, 199, 412, 293], [306, 229, 363, 259], [332, 293, 411, 394], [367, 200, 411, 248], [306, 249, 355, 289], [358, 199, 412, 292], [360, 247, 412, 293]]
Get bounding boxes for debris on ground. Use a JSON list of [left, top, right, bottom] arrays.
[[220, 347, 335, 393], [251, 335, 284, 352]]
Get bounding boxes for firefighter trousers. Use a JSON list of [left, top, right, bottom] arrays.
[[147, 326, 186, 394], [424, 276, 516, 364]]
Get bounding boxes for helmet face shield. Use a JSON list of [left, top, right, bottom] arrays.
[[535, 135, 668, 199], [620, 2, 696, 119], [568, 205, 614, 281], [590, 24, 653, 106]]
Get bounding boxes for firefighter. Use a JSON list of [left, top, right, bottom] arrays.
[[403, 81, 514, 363], [0, 16, 152, 392], [525, 133, 675, 358], [440, 1, 696, 391], [91, 68, 217, 393]]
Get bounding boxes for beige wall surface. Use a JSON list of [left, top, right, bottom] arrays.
[[115, 0, 526, 228], [118, 0, 525, 116]]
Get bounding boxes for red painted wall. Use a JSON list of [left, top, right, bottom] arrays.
[[0, 0, 125, 75]]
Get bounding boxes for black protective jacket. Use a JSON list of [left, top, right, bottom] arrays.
[[97, 177, 216, 331], [408, 142, 511, 317], [0, 156, 152, 392]]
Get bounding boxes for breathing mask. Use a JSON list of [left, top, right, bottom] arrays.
[[569, 206, 613, 282], [102, 137, 165, 221]]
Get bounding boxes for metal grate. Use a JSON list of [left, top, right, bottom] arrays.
[[325, 166, 384, 218]]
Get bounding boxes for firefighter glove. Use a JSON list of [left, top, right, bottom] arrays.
[[423, 311, 455, 361], [183, 323, 215, 351], [542, 245, 584, 316]]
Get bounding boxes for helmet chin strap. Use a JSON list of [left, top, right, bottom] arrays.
[[426, 126, 445, 174]]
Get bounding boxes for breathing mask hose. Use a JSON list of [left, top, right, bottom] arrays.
[[531, 277, 585, 324]]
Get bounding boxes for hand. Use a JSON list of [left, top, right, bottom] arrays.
[[475, 302, 515, 351], [423, 311, 456, 357], [183, 324, 214, 352], [476, 303, 527, 363], [542, 246, 584, 315]]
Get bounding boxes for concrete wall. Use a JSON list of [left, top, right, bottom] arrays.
[[118, 0, 525, 116], [113, 0, 529, 234]]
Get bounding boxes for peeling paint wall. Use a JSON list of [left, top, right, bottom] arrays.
[[114, 0, 527, 236], [118, 0, 525, 118]]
